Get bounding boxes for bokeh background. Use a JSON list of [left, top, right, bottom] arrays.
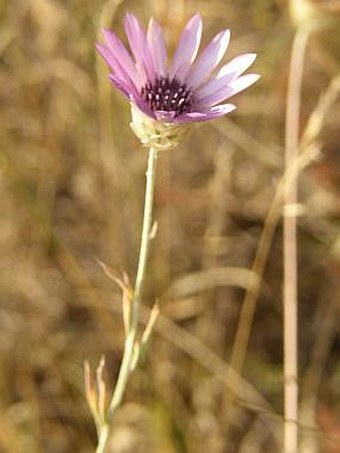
[[1, 0, 340, 451]]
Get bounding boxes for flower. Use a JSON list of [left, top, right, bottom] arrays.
[[97, 13, 259, 148]]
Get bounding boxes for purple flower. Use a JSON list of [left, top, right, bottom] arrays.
[[96, 13, 259, 125]]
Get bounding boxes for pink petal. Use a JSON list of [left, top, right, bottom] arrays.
[[96, 43, 117, 70], [147, 18, 168, 77], [171, 13, 203, 80], [217, 53, 257, 78], [174, 103, 236, 123], [102, 28, 141, 89], [196, 53, 257, 100], [109, 75, 156, 119], [109, 73, 136, 99], [130, 94, 156, 119], [155, 111, 176, 122], [96, 43, 138, 94], [197, 73, 260, 107], [185, 30, 230, 89], [124, 13, 156, 83]]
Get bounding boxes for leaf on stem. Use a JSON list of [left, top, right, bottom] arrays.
[[84, 356, 110, 433], [84, 360, 101, 430], [96, 355, 108, 422], [149, 220, 158, 240], [97, 259, 134, 335], [130, 302, 160, 371]]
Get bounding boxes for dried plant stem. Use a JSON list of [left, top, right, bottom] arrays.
[[283, 27, 309, 453], [226, 67, 339, 428], [226, 27, 309, 452], [96, 147, 159, 453]]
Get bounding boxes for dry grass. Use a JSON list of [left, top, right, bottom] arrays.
[[1, 0, 340, 451]]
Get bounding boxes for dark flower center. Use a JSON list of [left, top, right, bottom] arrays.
[[141, 76, 193, 116]]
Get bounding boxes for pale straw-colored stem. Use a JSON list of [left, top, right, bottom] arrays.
[[283, 27, 309, 453], [96, 147, 159, 453]]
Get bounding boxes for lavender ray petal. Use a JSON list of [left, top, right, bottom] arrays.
[[185, 30, 230, 89], [147, 18, 168, 77], [217, 53, 257, 78], [174, 103, 236, 123], [155, 110, 176, 122], [130, 94, 156, 119], [195, 53, 257, 100], [171, 13, 202, 81], [196, 73, 260, 107], [96, 43, 138, 93], [102, 28, 141, 89], [124, 13, 156, 83], [109, 73, 136, 99]]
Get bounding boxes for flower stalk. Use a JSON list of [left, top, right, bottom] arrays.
[[86, 147, 159, 453]]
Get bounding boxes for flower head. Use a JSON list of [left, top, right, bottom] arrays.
[[97, 13, 259, 148]]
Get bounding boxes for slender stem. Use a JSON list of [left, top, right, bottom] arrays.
[[283, 28, 309, 453], [96, 425, 109, 453], [96, 147, 159, 453]]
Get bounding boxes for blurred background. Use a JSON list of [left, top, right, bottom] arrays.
[[1, 0, 340, 451]]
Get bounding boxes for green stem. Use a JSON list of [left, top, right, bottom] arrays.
[[96, 425, 109, 453], [96, 147, 159, 453]]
